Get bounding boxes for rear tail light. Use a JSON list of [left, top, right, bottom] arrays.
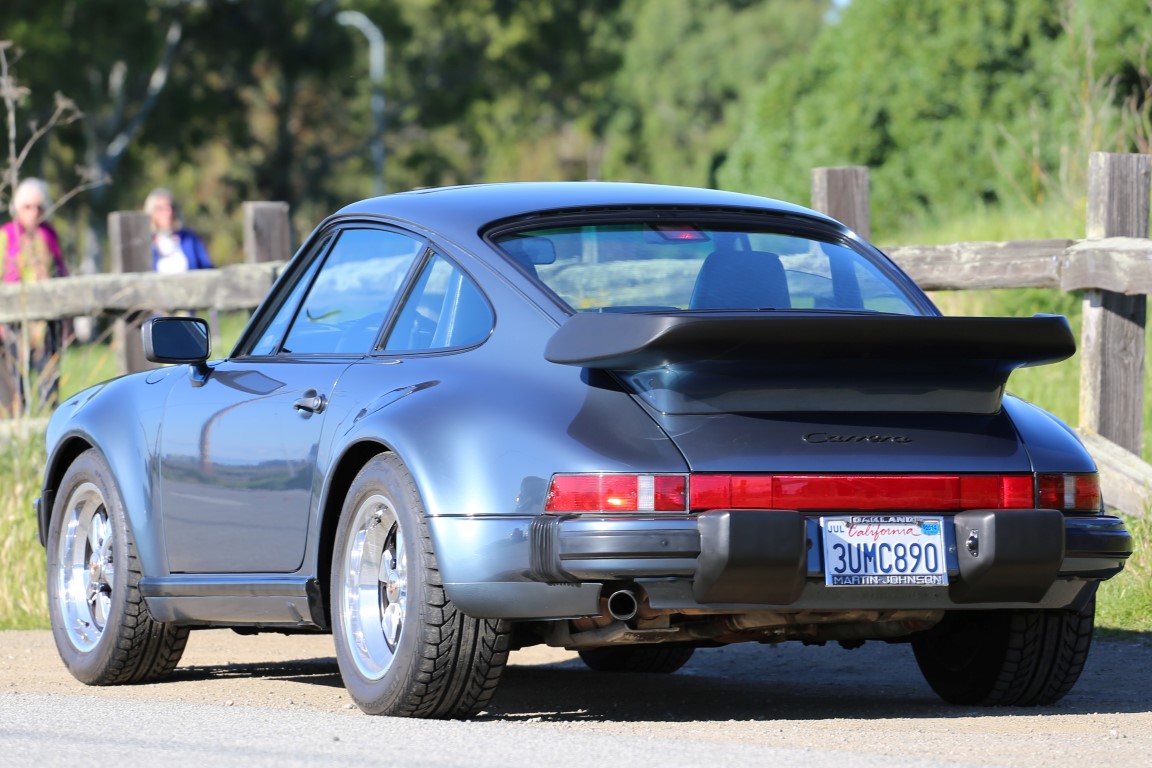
[[689, 474, 1034, 511], [545, 474, 687, 513], [1037, 473, 1101, 513], [546, 472, 1101, 514]]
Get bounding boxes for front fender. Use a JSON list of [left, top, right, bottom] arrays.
[[40, 367, 183, 578]]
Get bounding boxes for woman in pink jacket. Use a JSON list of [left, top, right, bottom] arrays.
[[1, 178, 68, 415]]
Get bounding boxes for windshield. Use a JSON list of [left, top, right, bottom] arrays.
[[491, 220, 927, 315]]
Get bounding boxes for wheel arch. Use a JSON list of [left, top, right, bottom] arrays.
[[39, 435, 96, 546], [314, 439, 391, 629]]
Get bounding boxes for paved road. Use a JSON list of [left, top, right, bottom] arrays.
[[2, 629, 1150, 767]]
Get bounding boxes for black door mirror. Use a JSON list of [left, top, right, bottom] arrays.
[[143, 317, 211, 364]]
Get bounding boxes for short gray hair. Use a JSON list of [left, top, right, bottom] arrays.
[[11, 177, 52, 217], [143, 187, 182, 228]]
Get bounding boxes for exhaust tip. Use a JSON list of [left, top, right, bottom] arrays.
[[605, 589, 639, 622]]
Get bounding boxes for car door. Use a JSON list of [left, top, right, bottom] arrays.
[[158, 226, 426, 573]]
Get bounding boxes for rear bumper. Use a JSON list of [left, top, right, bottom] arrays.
[[528, 510, 1131, 607]]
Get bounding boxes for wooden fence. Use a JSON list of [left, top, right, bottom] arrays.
[[1, 155, 1150, 514], [814, 154, 1152, 515]]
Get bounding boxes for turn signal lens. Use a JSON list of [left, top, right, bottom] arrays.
[[1037, 473, 1101, 513], [545, 474, 687, 513]]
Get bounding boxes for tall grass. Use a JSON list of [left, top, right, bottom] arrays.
[[0, 431, 48, 629]]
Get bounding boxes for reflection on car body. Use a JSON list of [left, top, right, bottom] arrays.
[[37, 182, 1132, 718]]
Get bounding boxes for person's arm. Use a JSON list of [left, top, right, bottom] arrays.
[[181, 230, 213, 269], [192, 232, 213, 269], [41, 224, 68, 277]]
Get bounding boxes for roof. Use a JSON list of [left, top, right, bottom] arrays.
[[331, 181, 836, 236]]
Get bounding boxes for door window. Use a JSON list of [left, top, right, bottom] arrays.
[[281, 229, 424, 354]]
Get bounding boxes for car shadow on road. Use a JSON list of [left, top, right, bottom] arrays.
[[482, 636, 1152, 723], [171, 656, 344, 689], [156, 631, 1151, 722]]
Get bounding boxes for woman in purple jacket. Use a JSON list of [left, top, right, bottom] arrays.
[[144, 188, 213, 273]]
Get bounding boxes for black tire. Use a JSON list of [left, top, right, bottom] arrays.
[[46, 449, 189, 685], [911, 598, 1095, 706], [331, 453, 511, 718], [578, 645, 696, 674]]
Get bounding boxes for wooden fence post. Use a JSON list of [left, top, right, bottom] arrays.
[[243, 202, 291, 263], [812, 166, 871, 240], [1079, 152, 1152, 455], [108, 211, 154, 375]]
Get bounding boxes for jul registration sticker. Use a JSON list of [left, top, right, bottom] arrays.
[[822, 516, 948, 586]]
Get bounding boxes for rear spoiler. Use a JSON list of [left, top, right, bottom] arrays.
[[545, 312, 1074, 370], [544, 313, 1075, 414]]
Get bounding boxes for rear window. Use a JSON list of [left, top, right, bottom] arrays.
[[491, 221, 926, 315]]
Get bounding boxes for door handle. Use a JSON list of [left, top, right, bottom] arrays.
[[293, 390, 328, 414]]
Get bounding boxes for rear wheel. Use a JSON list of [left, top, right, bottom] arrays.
[[47, 449, 188, 684], [578, 645, 696, 674], [331, 453, 511, 717], [911, 598, 1095, 706]]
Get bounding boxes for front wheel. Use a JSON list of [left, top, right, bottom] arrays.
[[911, 598, 1095, 706], [331, 453, 511, 717], [46, 449, 188, 684]]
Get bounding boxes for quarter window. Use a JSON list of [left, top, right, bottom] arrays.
[[383, 251, 493, 352]]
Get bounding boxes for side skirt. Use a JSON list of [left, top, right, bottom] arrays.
[[139, 576, 327, 629]]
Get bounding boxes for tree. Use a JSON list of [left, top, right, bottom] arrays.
[[719, 0, 1152, 234], [6, 0, 193, 271], [600, 0, 829, 188]]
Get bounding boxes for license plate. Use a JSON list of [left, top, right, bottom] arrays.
[[822, 516, 948, 586]]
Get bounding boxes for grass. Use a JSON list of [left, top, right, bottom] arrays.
[[0, 432, 48, 629], [1096, 512, 1152, 632]]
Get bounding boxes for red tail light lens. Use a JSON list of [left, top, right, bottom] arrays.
[[689, 474, 1035, 511], [545, 474, 687, 513], [1037, 473, 1101, 513], [548, 472, 1100, 514]]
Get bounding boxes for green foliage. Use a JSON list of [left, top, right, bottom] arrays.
[[5, 0, 1150, 255], [600, 0, 828, 188], [719, 0, 1151, 234]]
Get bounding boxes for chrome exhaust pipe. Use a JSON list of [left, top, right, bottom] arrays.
[[605, 589, 639, 622]]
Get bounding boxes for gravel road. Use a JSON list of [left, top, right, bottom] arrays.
[[2, 628, 1150, 767]]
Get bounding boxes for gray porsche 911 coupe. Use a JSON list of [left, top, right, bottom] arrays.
[[38, 182, 1132, 718]]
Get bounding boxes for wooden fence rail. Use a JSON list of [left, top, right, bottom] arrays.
[[0, 262, 283, 322], [4, 235, 1151, 324]]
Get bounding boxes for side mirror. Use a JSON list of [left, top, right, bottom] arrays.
[[143, 316, 211, 364]]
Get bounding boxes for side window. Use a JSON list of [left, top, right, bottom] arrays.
[[282, 228, 424, 354], [245, 234, 333, 356], [383, 251, 493, 352]]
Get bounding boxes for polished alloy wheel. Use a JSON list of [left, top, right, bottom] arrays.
[[342, 493, 408, 681], [56, 481, 115, 653]]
